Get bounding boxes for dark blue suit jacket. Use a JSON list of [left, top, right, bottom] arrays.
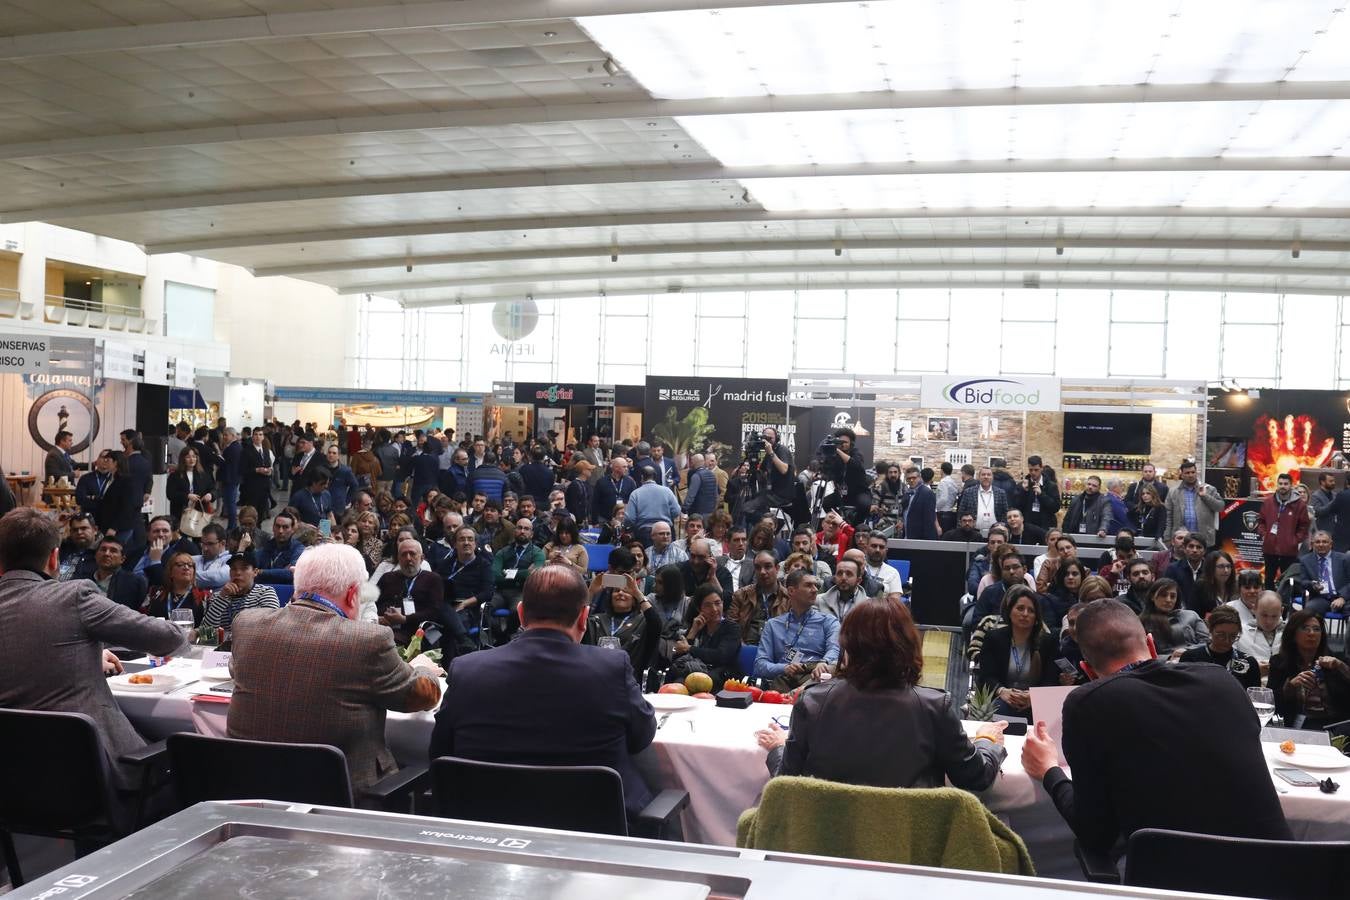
[[903, 483, 939, 540], [1298, 550, 1350, 603], [428, 628, 657, 812], [591, 475, 636, 522]]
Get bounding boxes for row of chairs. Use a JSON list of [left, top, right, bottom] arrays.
[[0, 708, 687, 888]]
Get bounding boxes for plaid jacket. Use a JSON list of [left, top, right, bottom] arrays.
[[227, 598, 435, 791]]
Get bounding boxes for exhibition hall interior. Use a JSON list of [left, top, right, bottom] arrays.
[[4, 2, 1350, 898]]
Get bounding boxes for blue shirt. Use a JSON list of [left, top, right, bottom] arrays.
[[626, 482, 681, 529], [1182, 485, 1198, 532], [754, 607, 840, 679]]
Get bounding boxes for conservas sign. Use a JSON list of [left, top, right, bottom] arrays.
[[920, 374, 1061, 412], [0, 334, 49, 373]]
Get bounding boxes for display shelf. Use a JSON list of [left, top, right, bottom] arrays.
[[1061, 453, 1151, 472]]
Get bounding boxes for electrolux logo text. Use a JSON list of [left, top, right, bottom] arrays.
[[944, 378, 1040, 407]]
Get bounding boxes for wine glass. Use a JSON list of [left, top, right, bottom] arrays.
[[169, 608, 195, 642], [1248, 687, 1275, 728]]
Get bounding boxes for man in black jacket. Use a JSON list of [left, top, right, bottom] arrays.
[[1021, 599, 1290, 856], [1017, 455, 1061, 531]]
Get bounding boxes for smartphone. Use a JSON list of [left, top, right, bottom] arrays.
[[319, 519, 331, 538], [209, 681, 235, 694], [1054, 658, 1077, 674], [602, 573, 627, 589], [1273, 767, 1320, 787]]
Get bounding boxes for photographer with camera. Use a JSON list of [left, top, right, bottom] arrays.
[[818, 427, 873, 526], [1017, 455, 1061, 532], [740, 426, 796, 531]]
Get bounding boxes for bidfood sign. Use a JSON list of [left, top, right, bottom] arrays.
[[920, 375, 1061, 412]]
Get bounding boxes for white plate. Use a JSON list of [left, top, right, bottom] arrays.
[[198, 667, 232, 682], [647, 693, 698, 711], [1265, 743, 1350, 770], [109, 672, 182, 693]]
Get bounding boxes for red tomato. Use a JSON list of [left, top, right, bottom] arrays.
[[760, 690, 784, 704]]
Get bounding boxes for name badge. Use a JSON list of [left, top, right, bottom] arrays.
[[1031, 499, 1040, 513], [402, 599, 416, 616], [1270, 523, 1278, 536], [201, 649, 231, 671], [504, 568, 519, 580]]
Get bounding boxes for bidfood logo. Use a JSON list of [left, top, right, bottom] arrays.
[[944, 378, 1041, 408], [658, 388, 701, 402]]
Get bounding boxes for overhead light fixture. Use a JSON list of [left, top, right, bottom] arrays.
[[1291, 242, 1301, 259], [543, 30, 557, 37], [602, 57, 621, 77]]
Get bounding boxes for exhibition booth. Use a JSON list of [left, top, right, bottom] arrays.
[[269, 386, 486, 442], [490, 382, 644, 449]]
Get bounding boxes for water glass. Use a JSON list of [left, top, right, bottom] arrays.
[[1247, 686, 1275, 727], [169, 608, 195, 639]]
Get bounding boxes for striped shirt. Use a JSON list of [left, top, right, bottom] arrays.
[[202, 584, 280, 630]]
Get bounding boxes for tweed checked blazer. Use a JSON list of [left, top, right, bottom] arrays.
[[0, 569, 185, 788], [227, 597, 435, 791]]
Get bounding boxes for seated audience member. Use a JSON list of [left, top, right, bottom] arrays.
[[965, 526, 1009, 597], [58, 513, 100, 580], [1152, 527, 1189, 577], [229, 543, 440, 792], [647, 562, 694, 674], [749, 520, 789, 564], [667, 584, 741, 689], [1298, 529, 1350, 617], [1227, 569, 1264, 629], [816, 558, 872, 620], [940, 512, 983, 543], [1030, 528, 1063, 584], [1035, 534, 1077, 593], [1163, 533, 1207, 609], [730, 552, 788, 645], [1238, 591, 1285, 677], [1077, 574, 1115, 604], [1043, 559, 1088, 636], [1193, 550, 1239, 617], [489, 519, 546, 641], [815, 511, 853, 560], [1095, 533, 1140, 592], [968, 545, 1036, 635], [134, 515, 202, 582], [1047, 603, 1088, 686], [429, 566, 658, 816], [543, 515, 587, 573], [87, 536, 148, 609], [1117, 558, 1155, 614], [254, 512, 304, 584], [1020, 599, 1291, 856], [678, 537, 733, 601], [753, 570, 840, 692], [0, 509, 185, 793], [718, 527, 752, 589], [1003, 508, 1046, 545], [1268, 610, 1350, 730], [142, 551, 209, 625], [646, 521, 688, 570], [473, 501, 506, 550], [438, 525, 495, 634], [289, 469, 335, 529], [1139, 578, 1209, 659], [674, 514, 721, 558], [202, 555, 279, 631], [756, 598, 1006, 789], [377, 537, 452, 647], [192, 523, 233, 591], [1178, 605, 1261, 690], [586, 573, 661, 683], [861, 533, 904, 597], [977, 585, 1057, 716]]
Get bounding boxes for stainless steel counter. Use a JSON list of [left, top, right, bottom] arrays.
[[8, 801, 1229, 899]]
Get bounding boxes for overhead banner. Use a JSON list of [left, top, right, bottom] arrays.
[[513, 381, 596, 408], [1207, 388, 1350, 491], [643, 376, 792, 468], [919, 374, 1061, 412]]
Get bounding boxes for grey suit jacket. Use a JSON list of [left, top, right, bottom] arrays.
[[0, 570, 185, 788]]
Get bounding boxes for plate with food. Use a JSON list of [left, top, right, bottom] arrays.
[[1265, 740, 1350, 770], [109, 671, 182, 693]]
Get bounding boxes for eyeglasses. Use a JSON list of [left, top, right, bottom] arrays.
[[1210, 631, 1240, 642], [1298, 625, 1323, 634]]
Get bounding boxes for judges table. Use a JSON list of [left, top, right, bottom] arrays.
[[888, 536, 1164, 627], [113, 659, 1350, 881]]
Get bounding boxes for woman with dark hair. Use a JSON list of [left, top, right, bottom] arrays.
[[595, 501, 625, 546], [666, 584, 742, 689], [1140, 577, 1209, 658], [544, 516, 587, 573], [1193, 550, 1238, 617], [756, 598, 1006, 788], [1178, 605, 1261, 689], [749, 521, 780, 560], [166, 445, 216, 522], [1043, 559, 1088, 636], [142, 550, 208, 624], [1268, 611, 1350, 729], [586, 573, 661, 684], [1130, 482, 1167, 540], [977, 585, 1058, 715]]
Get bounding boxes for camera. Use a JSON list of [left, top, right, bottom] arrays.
[[817, 434, 841, 455], [744, 430, 764, 460]]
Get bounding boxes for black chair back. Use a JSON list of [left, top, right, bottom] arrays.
[[1126, 828, 1350, 899], [0, 709, 119, 835], [167, 733, 355, 809], [432, 756, 629, 836]]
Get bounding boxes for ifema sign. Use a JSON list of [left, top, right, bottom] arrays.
[[920, 375, 1061, 412]]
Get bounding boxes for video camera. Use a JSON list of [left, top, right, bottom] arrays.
[[744, 429, 764, 461]]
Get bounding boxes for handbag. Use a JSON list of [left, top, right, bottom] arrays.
[[179, 499, 210, 538]]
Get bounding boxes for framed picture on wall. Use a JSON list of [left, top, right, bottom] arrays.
[[908, 455, 925, 468], [945, 448, 972, 467], [927, 416, 959, 442], [890, 418, 912, 447], [989, 456, 1007, 469]]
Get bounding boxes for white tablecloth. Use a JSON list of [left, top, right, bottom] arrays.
[[111, 662, 1350, 880]]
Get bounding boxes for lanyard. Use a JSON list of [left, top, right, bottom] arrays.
[[297, 591, 348, 618], [167, 591, 192, 612], [446, 558, 466, 579], [610, 613, 633, 636], [96, 474, 108, 496], [784, 611, 811, 650], [514, 545, 530, 567], [404, 574, 419, 598]]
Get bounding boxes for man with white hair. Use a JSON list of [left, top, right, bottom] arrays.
[[228, 542, 441, 792]]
